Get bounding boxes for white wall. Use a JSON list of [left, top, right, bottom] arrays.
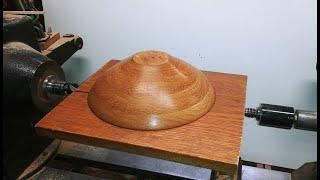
[[43, 0, 317, 169]]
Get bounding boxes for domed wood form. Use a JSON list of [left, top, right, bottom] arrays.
[[88, 50, 215, 130]]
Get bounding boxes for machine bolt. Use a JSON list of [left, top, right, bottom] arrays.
[[73, 37, 83, 50]]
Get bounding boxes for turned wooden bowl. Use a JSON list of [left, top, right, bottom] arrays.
[[88, 50, 215, 130]]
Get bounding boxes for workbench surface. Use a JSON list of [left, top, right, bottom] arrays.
[[35, 60, 247, 174]]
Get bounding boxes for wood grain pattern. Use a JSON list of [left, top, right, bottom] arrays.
[[35, 60, 247, 174], [39, 32, 60, 51], [88, 51, 215, 130], [3, 11, 45, 15]]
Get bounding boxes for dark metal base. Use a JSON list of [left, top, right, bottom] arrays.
[[25, 141, 294, 180], [3, 105, 53, 180], [18, 140, 61, 180]]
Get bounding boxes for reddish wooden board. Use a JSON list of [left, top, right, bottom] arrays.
[[35, 60, 247, 174]]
